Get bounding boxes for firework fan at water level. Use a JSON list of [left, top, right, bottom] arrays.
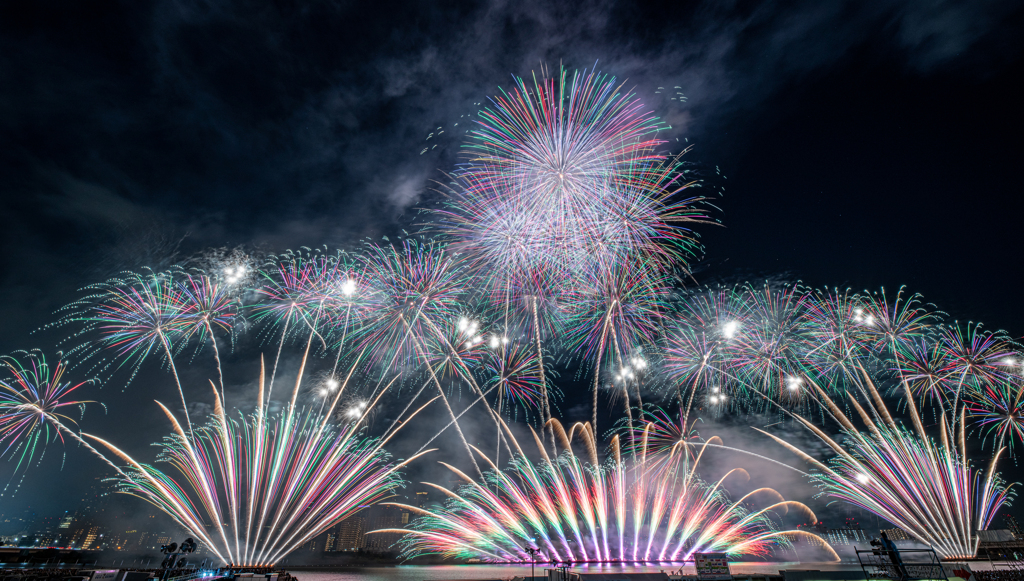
[[759, 372, 1014, 559], [86, 355, 434, 566], [378, 417, 836, 563]]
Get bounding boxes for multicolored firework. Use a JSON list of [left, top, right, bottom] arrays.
[[0, 351, 95, 475], [378, 418, 835, 563], [432, 66, 715, 433], [966, 378, 1024, 453], [357, 239, 469, 371], [759, 373, 1014, 559], [87, 357, 430, 566], [563, 262, 671, 432], [61, 269, 198, 432], [438, 66, 712, 283], [661, 283, 1024, 426], [176, 272, 241, 397]]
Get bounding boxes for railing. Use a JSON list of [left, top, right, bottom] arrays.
[[856, 548, 947, 581], [164, 570, 212, 581]]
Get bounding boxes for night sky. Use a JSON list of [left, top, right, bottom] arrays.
[[1, 0, 1023, 533]]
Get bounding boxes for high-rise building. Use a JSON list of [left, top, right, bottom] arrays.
[[58, 512, 75, 530], [881, 528, 913, 541], [1005, 515, 1022, 538], [827, 528, 870, 546], [363, 505, 409, 552], [81, 526, 102, 550], [336, 516, 366, 551]]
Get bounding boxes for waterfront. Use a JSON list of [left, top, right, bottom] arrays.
[[295, 562, 814, 581], [290, 560, 1018, 581]]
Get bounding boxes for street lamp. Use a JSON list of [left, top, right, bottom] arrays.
[[525, 544, 539, 581]]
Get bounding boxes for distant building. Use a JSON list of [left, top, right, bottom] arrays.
[[337, 516, 367, 551], [881, 528, 913, 541], [81, 526, 101, 550], [363, 505, 410, 552], [827, 528, 870, 546], [1005, 515, 1022, 538]]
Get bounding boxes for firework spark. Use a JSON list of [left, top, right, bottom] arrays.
[[87, 357, 431, 566], [759, 373, 1014, 559], [0, 352, 93, 472], [378, 418, 835, 563]]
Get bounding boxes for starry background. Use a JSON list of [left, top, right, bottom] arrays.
[[0, 0, 1023, 538]]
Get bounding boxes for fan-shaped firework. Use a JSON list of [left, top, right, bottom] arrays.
[[87, 358, 430, 566], [378, 418, 835, 563], [759, 373, 1014, 559]]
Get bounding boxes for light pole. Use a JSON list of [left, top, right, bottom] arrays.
[[525, 545, 539, 581]]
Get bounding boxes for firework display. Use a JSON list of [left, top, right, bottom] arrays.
[[437, 66, 712, 282], [378, 418, 835, 563], [0, 351, 96, 473], [432, 66, 715, 433], [1, 66, 1020, 566], [86, 357, 428, 566], [759, 374, 1014, 559], [664, 283, 1024, 446]]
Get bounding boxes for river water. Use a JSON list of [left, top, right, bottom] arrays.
[[292, 562, 831, 581]]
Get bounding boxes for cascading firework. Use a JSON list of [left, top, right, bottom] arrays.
[[759, 372, 1015, 559], [86, 357, 431, 566], [377, 418, 835, 563]]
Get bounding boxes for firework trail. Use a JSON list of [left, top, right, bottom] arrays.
[[378, 417, 835, 563], [87, 356, 430, 566], [563, 262, 670, 434], [758, 372, 1014, 559], [177, 272, 240, 400]]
